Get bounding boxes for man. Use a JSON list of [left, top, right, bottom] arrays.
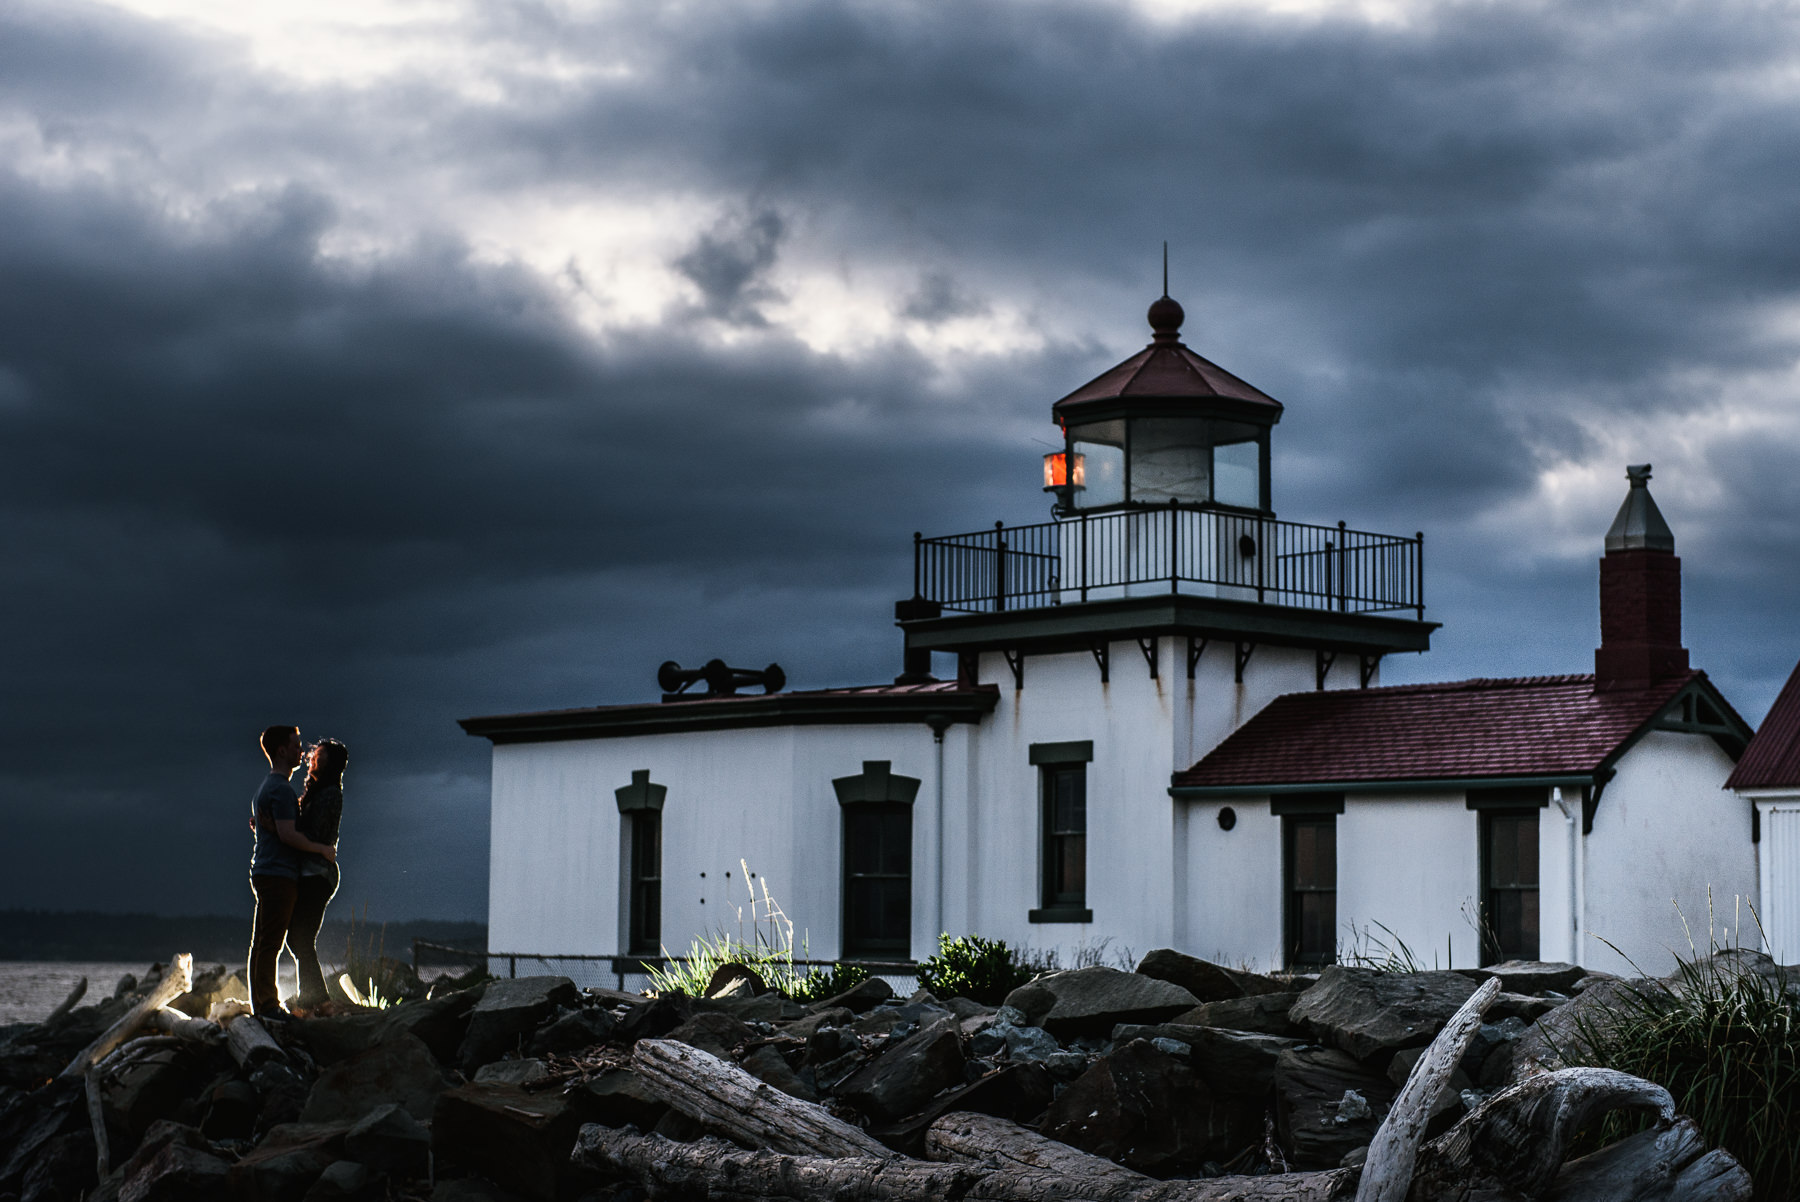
[[248, 725, 337, 1017]]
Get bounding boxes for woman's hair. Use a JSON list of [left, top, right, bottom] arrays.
[[301, 739, 349, 798]]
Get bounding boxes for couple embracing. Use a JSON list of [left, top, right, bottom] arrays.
[[247, 725, 349, 1018]]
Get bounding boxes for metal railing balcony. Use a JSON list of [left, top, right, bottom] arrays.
[[912, 503, 1424, 619]]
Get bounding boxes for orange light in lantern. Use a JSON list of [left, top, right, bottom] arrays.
[[1043, 451, 1086, 490]]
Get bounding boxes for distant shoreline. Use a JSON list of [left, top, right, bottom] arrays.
[[0, 908, 485, 965]]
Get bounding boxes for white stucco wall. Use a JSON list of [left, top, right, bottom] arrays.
[[487, 724, 940, 965], [1179, 797, 1283, 971], [1581, 731, 1756, 976], [1336, 792, 1481, 971]]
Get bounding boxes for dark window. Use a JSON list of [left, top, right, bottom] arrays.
[[1481, 810, 1539, 963], [627, 811, 661, 956], [1042, 764, 1087, 909], [1284, 815, 1336, 968], [843, 805, 911, 957]]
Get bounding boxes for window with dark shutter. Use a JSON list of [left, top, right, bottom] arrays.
[[627, 810, 662, 956], [1284, 814, 1337, 968], [842, 805, 911, 956]]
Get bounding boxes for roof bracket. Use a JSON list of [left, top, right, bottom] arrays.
[[1003, 649, 1024, 690], [1187, 636, 1208, 679], [1137, 637, 1158, 679], [1360, 654, 1381, 689], [1235, 641, 1256, 683], [1090, 641, 1109, 684], [1316, 650, 1337, 691]]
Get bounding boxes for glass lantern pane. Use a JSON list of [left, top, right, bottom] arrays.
[[1130, 418, 1210, 504], [1069, 420, 1125, 507], [1213, 437, 1261, 509]]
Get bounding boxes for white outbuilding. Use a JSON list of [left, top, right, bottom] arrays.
[[1728, 660, 1800, 963], [463, 294, 1758, 980]]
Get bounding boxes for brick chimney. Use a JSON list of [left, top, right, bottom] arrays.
[[1594, 464, 1688, 691]]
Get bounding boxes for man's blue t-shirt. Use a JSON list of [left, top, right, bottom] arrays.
[[250, 772, 301, 879]]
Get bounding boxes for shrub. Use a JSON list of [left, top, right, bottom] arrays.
[[1564, 950, 1799, 1198], [916, 933, 1036, 1004], [791, 961, 871, 1004]]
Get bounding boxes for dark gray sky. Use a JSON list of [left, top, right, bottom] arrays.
[[4, 0, 1798, 923]]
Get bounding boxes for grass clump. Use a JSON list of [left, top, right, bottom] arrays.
[[644, 860, 872, 1002], [916, 933, 1036, 1005], [1565, 945, 1798, 1198]]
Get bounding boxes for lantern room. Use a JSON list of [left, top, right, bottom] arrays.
[[1046, 294, 1282, 515]]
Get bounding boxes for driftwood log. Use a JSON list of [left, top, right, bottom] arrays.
[[588, 987, 1751, 1202], [47, 976, 87, 1024], [226, 1014, 286, 1068], [143, 1005, 222, 1043], [573, 1125, 1360, 1201], [630, 1038, 891, 1157], [84, 1069, 109, 1180], [60, 953, 192, 1078], [1356, 976, 1499, 1202]]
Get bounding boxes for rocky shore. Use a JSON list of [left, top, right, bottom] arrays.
[[0, 947, 1773, 1201]]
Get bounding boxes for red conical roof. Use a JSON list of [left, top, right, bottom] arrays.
[[1053, 295, 1284, 420]]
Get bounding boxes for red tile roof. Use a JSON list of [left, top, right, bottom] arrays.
[[1173, 672, 1702, 789], [1054, 341, 1283, 412], [1726, 659, 1800, 789]]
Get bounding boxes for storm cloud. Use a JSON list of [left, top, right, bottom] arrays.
[[3, 0, 1798, 921]]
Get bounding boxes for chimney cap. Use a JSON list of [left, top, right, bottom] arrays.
[[1604, 463, 1675, 553]]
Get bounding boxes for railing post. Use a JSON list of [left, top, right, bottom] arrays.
[[1169, 497, 1179, 594], [1336, 520, 1347, 612], [912, 531, 922, 600], [1256, 516, 1267, 603], [1080, 511, 1089, 603], [1416, 531, 1425, 620], [994, 520, 1006, 613]]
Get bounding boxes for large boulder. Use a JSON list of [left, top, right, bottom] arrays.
[[301, 1160, 385, 1202], [741, 1045, 818, 1102], [1133, 949, 1287, 1003], [1272, 1045, 1397, 1170], [1512, 976, 1659, 1075], [295, 985, 484, 1068], [115, 1121, 231, 1202], [1112, 1022, 1299, 1100], [809, 977, 894, 1014], [576, 1068, 669, 1129], [431, 1082, 596, 1202], [343, 1102, 431, 1178], [457, 978, 578, 1071], [301, 1030, 454, 1125], [1288, 968, 1477, 1062], [1174, 992, 1302, 1037], [229, 1122, 351, 1202], [1005, 968, 1199, 1038], [833, 1014, 966, 1122], [1455, 960, 1584, 995], [1041, 1039, 1247, 1173], [103, 1044, 215, 1141], [868, 1061, 1054, 1157], [663, 1011, 757, 1059]]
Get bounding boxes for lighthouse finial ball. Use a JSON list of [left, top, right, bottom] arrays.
[[1147, 294, 1184, 342]]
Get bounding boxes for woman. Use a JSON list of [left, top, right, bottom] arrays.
[[289, 738, 348, 1011]]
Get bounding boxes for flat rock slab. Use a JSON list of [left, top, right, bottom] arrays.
[[1174, 992, 1302, 1037], [432, 1082, 592, 1202], [1042, 1038, 1247, 1173], [1008, 967, 1199, 1037], [344, 1101, 431, 1177], [662, 1011, 756, 1059], [867, 1060, 1054, 1157], [1133, 949, 1288, 1003], [809, 978, 893, 1014], [1111, 1022, 1299, 1099], [1288, 967, 1477, 1062], [302, 1030, 453, 1125], [1512, 976, 1657, 1073], [458, 977, 578, 1071], [1455, 960, 1584, 995], [834, 1014, 966, 1122], [1273, 1044, 1397, 1171]]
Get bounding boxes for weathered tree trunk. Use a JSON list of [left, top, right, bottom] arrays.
[[84, 1069, 109, 1180], [1356, 976, 1499, 1202], [1545, 1119, 1753, 1202], [60, 952, 192, 1078], [143, 1005, 221, 1043], [924, 1111, 1150, 1184], [573, 1125, 1360, 1202], [1407, 1067, 1752, 1201], [226, 1014, 286, 1067], [48, 977, 87, 1024], [630, 1037, 891, 1158]]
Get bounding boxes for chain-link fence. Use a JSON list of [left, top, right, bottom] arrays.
[[413, 941, 919, 996]]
